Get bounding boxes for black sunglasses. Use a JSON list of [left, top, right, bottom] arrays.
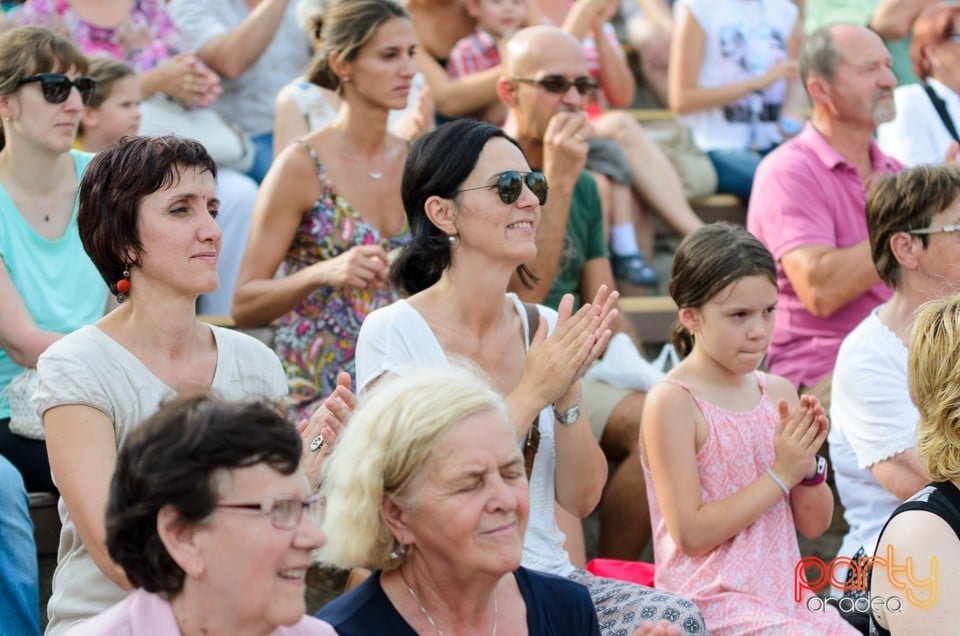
[[16, 73, 96, 105], [456, 170, 548, 205], [512, 75, 599, 97]]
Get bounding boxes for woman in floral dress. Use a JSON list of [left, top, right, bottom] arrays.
[[232, 0, 413, 421]]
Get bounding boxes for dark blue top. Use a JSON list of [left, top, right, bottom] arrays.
[[316, 567, 601, 635]]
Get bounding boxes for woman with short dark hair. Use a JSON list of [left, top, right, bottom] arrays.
[[70, 393, 335, 635], [37, 135, 332, 636]]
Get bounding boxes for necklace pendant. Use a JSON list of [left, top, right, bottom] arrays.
[[369, 171, 383, 180]]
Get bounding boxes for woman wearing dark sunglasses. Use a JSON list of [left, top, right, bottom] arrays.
[[0, 27, 108, 494], [353, 120, 695, 634], [0, 29, 107, 636], [71, 394, 336, 636]]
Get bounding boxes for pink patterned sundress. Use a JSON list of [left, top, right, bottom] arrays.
[[642, 372, 858, 635], [274, 141, 409, 421]]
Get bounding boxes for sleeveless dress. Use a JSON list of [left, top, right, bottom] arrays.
[[643, 372, 857, 635], [274, 140, 409, 421]]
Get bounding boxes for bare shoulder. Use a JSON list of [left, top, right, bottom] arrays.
[[763, 372, 800, 409], [644, 379, 698, 432]]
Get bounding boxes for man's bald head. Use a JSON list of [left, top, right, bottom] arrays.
[[504, 25, 585, 77]]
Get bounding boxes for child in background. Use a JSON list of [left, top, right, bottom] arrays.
[[641, 223, 858, 635], [446, 0, 526, 124], [77, 58, 141, 153]]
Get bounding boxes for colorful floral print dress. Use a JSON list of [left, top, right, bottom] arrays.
[[275, 140, 409, 421]]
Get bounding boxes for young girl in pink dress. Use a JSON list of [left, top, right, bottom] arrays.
[[641, 223, 859, 635]]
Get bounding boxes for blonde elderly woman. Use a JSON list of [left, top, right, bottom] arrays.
[[315, 366, 603, 634], [870, 294, 960, 635]]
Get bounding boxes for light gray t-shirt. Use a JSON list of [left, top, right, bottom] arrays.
[[35, 324, 287, 636]]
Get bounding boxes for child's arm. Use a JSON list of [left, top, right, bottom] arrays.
[[415, 48, 500, 118], [643, 381, 822, 556], [768, 376, 834, 539]]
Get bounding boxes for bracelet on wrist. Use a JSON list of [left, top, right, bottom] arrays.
[[766, 468, 790, 496], [799, 455, 828, 487]]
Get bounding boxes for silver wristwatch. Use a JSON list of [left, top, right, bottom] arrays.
[[552, 400, 581, 426]]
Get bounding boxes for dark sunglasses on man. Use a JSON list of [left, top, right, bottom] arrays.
[[512, 75, 599, 97], [16, 73, 97, 106], [456, 170, 549, 205]]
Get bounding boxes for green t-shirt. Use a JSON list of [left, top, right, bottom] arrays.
[[543, 171, 608, 310]]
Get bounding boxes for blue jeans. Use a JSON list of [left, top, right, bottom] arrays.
[[245, 132, 275, 184], [0, 455, 40, 636], [706, 147, 773, 204]]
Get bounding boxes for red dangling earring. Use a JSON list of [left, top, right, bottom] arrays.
[[115, 267, 130, 303]]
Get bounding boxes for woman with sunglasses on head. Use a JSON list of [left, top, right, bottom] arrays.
[[0, 26, 107, 496], [69, 393, 336, 636], [355, 119, 699, 635], [232, 0, 413, 422], [33, 135, 348, 636]]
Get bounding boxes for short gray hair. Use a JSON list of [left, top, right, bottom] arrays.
[[800, 25, 844, 86]]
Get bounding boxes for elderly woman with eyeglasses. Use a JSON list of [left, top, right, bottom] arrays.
[[828, 164, 960, 621], [67, 393, 336, 636]]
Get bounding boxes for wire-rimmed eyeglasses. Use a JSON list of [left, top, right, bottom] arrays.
[[215, 493, 325, 530], [907, 224, 960, 235]]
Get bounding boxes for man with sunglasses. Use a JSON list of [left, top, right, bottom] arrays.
[[747, 23, 901, 413], [499, 26, 658, 568]]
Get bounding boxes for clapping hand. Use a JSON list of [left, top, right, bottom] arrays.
[[772, 394, 828, 488], [299, 371, 357, 490], [519, 288, 618, 409]]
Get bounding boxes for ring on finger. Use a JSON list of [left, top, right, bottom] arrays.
[[309, 435, 324, 452]]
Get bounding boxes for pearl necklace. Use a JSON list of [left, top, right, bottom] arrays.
[[399, 569, 498, 636]]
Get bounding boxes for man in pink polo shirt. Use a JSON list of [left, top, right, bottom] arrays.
[[748, 23, 899, 410]]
